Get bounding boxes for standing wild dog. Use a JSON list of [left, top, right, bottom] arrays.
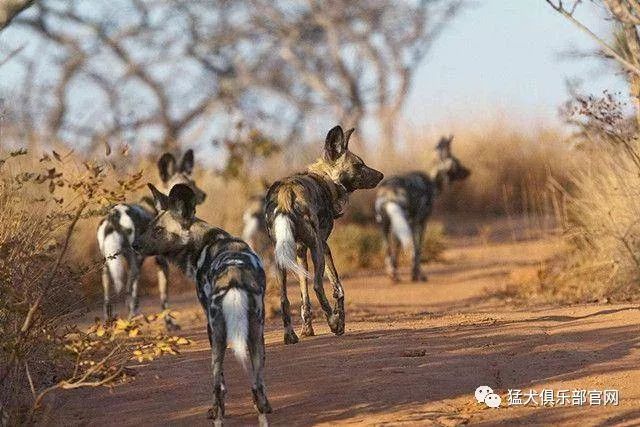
[[241, 180, 271, 258], [265, 125, 384, 344], [133, 184, 271, 426], [375, 135, 470, 282], [96, 150, 206, 328]]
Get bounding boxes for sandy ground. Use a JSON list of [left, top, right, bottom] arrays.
[[50, 236, 640, 426]]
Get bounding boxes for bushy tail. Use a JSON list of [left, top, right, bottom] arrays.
[[241, 214, 260, 248], [384, 202, 413, 251], [222, 288, 249, 368], [99, 228, 127, 293], [273, 214, 310, 278]]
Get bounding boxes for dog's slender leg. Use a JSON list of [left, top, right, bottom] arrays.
[[324, 245, 345, 335], [278, 267, 298, 344], [411, 223, 427, 282], [155, 256, 179, 330], [383, 225, 399, 282], [249, 296, 272, 426], [208, 310, 226, 426], [296, 246, 314, 337], [309, 240, 336, 332], [102, 264, 113, 322], [127, 255, 143, 319]]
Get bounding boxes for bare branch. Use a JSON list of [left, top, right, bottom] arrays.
[[546, 0, 640, 77]]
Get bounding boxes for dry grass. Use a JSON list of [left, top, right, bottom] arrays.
[[507, 142, 640, 304], [500, 91, 640, 304], [0, 148, 193, 423], [344, 122, 572, 226]]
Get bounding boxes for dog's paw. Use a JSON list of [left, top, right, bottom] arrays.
[[300, 324, 315, 337], [283, 330, 299, 344], [328, 313, 345, 336]]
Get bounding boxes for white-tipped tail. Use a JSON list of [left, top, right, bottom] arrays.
[[384, 202, 414, 250], [222, 288, 249, 367], [273, 214, 310, 278], [242, 214, 260, 248], [98, 224, 127, 294]]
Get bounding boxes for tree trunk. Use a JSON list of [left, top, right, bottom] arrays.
[[378, 107, 400, 157]]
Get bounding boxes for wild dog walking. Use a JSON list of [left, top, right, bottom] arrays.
[[133, 184, 271, 426], [265, 125, 383, 344], [375, 135, 470, 282], [96, 150, 206, 328], [241, 181, 271, 258]]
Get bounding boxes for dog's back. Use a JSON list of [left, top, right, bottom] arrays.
[[265, 173, 339, 240], [195, 237, 266, 365], [377, 172, 437, 225]]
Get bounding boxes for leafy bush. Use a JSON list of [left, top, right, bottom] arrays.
[[0, 149, 190, 423]]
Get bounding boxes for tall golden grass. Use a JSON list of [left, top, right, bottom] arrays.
[[513, 141, 640, 303]]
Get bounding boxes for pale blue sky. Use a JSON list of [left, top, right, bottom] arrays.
[[404, 0, 628, 131]]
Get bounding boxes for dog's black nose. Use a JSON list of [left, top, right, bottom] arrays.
[[131, 242, 141, 252]]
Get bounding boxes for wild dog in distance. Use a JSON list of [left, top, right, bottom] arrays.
[[375, 135, 470, 282], [242, 180, 272, 262], [265, 125, 383, 344]]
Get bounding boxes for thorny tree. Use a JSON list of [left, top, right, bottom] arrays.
[[0, 0, 463, 153], [547, 0, 640, 126]]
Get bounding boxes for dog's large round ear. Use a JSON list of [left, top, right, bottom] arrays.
[[180, 149, 194, 175], [168, 184, 196, 222], [158, 153, 177, 183], [147, 183, 169, 211], [324, 125, 346, 161]]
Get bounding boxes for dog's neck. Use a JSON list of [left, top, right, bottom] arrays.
[[428, 165, 448, 196], [307, 159, 349, 218], [164, 220, 226, 279], [138, 195, 158, 215]]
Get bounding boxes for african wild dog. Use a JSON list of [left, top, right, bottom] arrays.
[[241, 180, 271, 259], [133, 184, 271, 426], [265, 125, 384, 344], [96, 150, 206, 328], [375, 135, 470, 282]]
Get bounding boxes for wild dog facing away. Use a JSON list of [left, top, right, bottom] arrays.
[[241, 180, 272, 263], [96, 150, 206, 329], [375, 135, 470, 282], [265, 125, 384, 344], [133, 184, 271, 427]]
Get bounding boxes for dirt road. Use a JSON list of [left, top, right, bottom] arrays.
[[52, 237, 640, 426]]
